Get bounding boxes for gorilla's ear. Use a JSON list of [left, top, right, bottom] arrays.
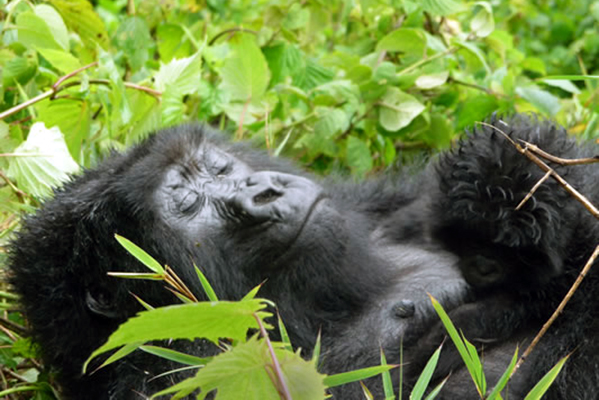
[[85, 288, 119, 319]]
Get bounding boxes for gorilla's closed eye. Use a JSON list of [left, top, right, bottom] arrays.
[[177, 191, 202, 214]]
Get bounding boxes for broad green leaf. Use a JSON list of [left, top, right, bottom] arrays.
[[410, 344, 442, 400], [16, 12, 64, 51], [218, 33, 270, 101], [2, 56, 37, 86], [516, 86, 561, 116], [114, 234, 165, 275], [523, 355, 569, 400], [156, 23, 191, 62], [154, 336, 326, 400], [454, 40, 491, 74], [415, 71, 449, 89], [540, 79, 581, 94], [37, 99, 90, 162], [470, 2, 495, 38], [86, 300, 271, 367], [324, 365, 396, 388], [377, 28, 426, 59], [6, 123, 79, 198], [378, 87, 425, 132], [263, 43, 304, 86], [293, 59, 334, 90], [34, 4, 69, 50], [421, 0, 465, 16], [115, 17, 151, 71], [37, 48, 81, 74], [140, 345, 210, 366], [314, 108, 349, 139], [346, 136, 373, 176], [50, 0, 109, 49], [154, 52, 202, 96]]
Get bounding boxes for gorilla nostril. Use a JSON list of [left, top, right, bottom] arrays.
[[253, 188, 282, 205]]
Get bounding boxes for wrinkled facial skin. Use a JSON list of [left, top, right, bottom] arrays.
[[155, 143, 324, 261]]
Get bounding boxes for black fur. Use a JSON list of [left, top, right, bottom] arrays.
[[7, 114, 599, 399]]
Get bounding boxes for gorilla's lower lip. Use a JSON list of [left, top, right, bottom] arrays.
[[271, 194, 327, 264]]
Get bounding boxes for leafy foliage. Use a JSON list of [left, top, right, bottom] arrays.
[[0, 0, 597, 397]]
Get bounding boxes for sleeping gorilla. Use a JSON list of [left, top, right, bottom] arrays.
[[8, 114, 599, 399]]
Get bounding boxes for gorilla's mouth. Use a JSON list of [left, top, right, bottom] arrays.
[[271, 194, 328, 263]]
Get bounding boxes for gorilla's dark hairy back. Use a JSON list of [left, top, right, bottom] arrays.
[[8, 115, 599, 399]]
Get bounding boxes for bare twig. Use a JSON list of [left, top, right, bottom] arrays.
[[511, 244, 599, 377], [0, 72, 161, 121], [478, 122, 599, 219], [515, 170, 552, 210], [254, 313, 292, 400], [519, 140, 599, 166], [478, 121, 599, 378], [52, 62, 98, 92], [208, 28, 258, 46]]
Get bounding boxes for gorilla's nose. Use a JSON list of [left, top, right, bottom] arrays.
[[245, 173, 284, 205]]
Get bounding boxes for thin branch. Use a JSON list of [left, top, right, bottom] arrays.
[[478, 121, 599, 379], [397, 47, 457, 76], [518, 140, 599, 166], [516, 170, 552, 210], [478, 122, 599, 219], [0, 74, 161, 121], [254, 313, 292, 400], [208, 28, 258, 46], [511, 244, 599, 378], [52, 61, 98, 91]]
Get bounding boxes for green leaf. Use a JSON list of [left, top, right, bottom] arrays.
[[218, 33, 270, 101], [114, 234, 165, 275], [415, 71, 449, 89], [154, 52, 203, 96], [377, 28, 426, 59], [410, 344, 442, 400], [346, 136, 373, 176], [6, 123, 79, 198], [95, 342, 143, 371], [380, 350, 395, 400], [16, 12, 64, 51], [156, 23, 191, 62], [37, 48, 81, 74], [540, 79, 581, 94], [2, 56, 37, 86], [470, 2, 495, 38], [50, 0, 109, 49], [324, 365, 396, 388], [523, 355, 569, 400], [154, 336, 326, 400], [114, 17, 151, 71], [86, 300, 271, 369], [140, 345, 210, 366], [421, 0, 465, 16], [516, 86, 561, 116], [378, 87, 425, 132], [195, 265, 219, 301], [486, 349, 519, 399], [34, 4, 69, 50], [430, 295, 483, 397]]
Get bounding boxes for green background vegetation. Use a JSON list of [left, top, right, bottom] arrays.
[[0, 0, 598, 398]]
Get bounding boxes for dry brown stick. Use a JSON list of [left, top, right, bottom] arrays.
[[478, 121, 599, 379], [519, 140, 599, 166], [478, 122, 599, 219], [511, 244, 599, 378], [515, 170, 552, 211]]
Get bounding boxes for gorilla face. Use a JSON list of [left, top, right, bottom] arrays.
[[154, 141, 325, 267]]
